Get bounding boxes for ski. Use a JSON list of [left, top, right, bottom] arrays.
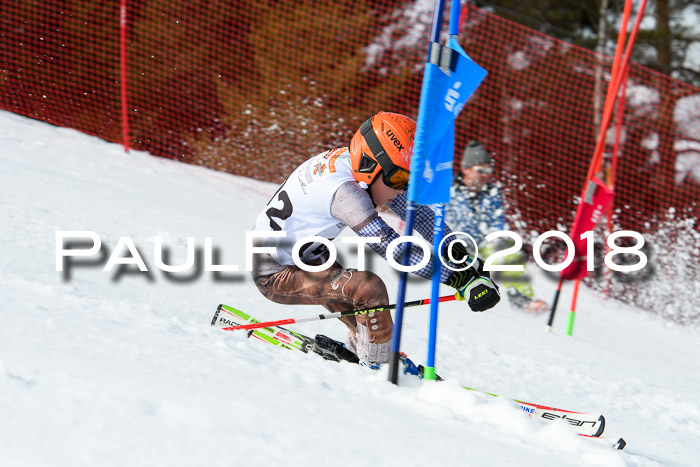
[[212, 304, 624, 448], [212, 304, 359, 363], [464, 387, 605, 437], [211, 304, 315, 353]]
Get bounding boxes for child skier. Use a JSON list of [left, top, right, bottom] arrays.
[[251, 112, 500, 368]]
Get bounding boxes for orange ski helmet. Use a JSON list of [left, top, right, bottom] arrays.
[[349, 112, 416, 190]]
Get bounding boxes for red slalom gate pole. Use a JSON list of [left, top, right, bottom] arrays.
[[221, 295, 458, 332], [548, 0, 646, 331], [565, 279, 581, 336], [119, 0, 130, 152], [587, 0, 648, 178]]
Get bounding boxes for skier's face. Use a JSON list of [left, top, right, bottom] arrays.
[[461, 163, 493, 190], [370, 175, 405, 206]]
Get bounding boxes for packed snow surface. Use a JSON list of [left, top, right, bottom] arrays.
[[1, 111, 699, 466]]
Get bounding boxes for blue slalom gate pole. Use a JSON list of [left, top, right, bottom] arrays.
[[389, 0, 486, 384], [423, 0, 461, 382], [388, 0, 446, 386], [423, 203, 445, 380], [388, 204, 416, 385]]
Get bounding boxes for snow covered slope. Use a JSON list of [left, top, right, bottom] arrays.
[[1, 111, 698, 466]]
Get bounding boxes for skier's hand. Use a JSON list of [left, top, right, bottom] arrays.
[[454, 275, 500, 312]]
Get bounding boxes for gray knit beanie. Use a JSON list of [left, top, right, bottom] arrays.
[[461, 140, 492, 168]]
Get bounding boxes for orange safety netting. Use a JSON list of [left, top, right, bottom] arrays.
[[2, 1, 698, 322]]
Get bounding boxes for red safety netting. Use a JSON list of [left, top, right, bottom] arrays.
[[2, 1, 698, 322]]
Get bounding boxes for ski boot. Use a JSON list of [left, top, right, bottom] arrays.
[[399, 352, 444, 380], [358, 353, 443, 380], [312, 334, 360, 364], [507, 288, 548, 315]]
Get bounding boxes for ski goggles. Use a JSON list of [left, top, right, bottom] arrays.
[[360, 116, 411, 191], [381, 167, 410, 191]]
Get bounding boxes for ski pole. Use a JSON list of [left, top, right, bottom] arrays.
[[221, 295, 458, 332], [545, 276, 563, 332]]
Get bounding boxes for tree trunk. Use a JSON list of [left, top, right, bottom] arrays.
[[652, 0, 677, 203], [655, 0, 672, 75], [593, 0, 609, 131]]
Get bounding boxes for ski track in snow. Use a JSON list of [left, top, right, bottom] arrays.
[[1, 110, 698, 466]]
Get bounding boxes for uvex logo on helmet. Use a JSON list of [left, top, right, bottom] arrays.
[[385, 130, 405, 152]]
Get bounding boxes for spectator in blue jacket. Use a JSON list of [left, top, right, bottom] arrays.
[[444, 140, 506, 246], [445, 141, 548, 314]]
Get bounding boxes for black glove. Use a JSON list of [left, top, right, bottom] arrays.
[[454, 275, 500, 311]]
